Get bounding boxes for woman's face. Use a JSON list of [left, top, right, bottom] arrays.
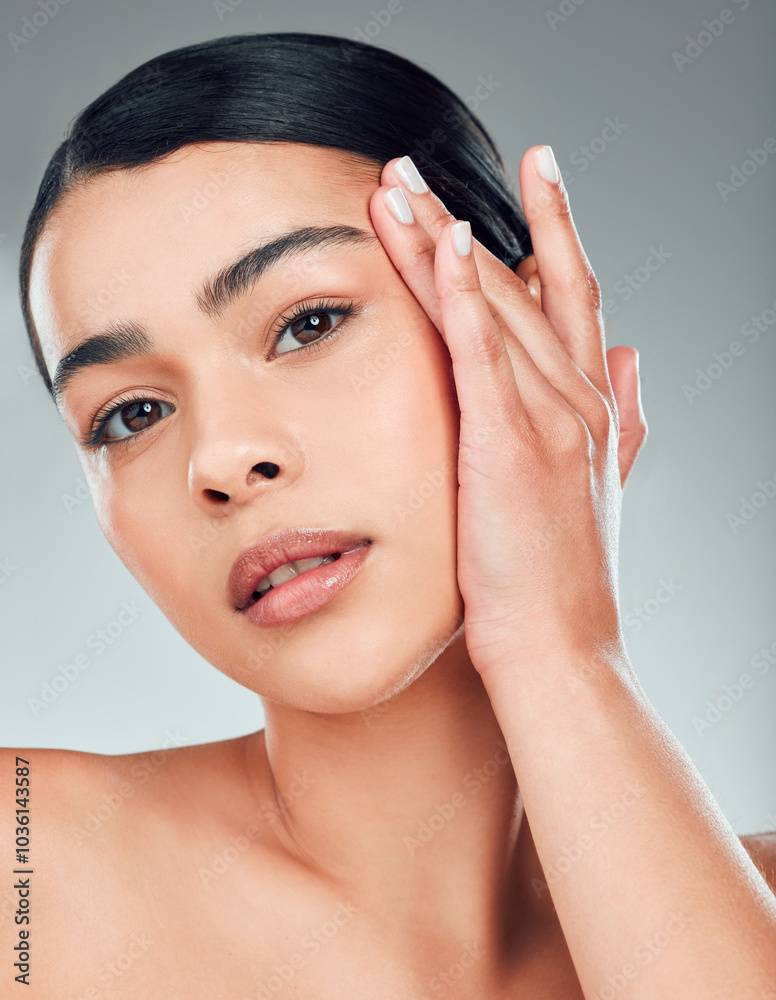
[[29, 141, 465, 712]]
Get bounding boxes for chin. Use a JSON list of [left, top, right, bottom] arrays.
[[214, 584, 466, 715]]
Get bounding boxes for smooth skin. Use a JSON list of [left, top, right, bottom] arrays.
[[373, 149, 776, 996], [4, 140, 776, 999]]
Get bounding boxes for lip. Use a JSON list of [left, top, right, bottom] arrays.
[[228, 526, 373, 618]]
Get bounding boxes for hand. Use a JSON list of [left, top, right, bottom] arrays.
[[368, 147, 647, 679]]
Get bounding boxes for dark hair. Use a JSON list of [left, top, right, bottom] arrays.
[[19, 31, 532, 398]]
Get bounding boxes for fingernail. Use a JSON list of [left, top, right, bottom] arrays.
[[395, 155, 429, 194], [385, 186, 414, 224], [451, 220, 471, 257], [535, 145, 559, 184]]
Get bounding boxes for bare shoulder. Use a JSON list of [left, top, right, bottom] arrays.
[[0, 738, 226, 872], [0, 744, 109, 828], [739, 831, 776, 893], [0, 736, 227, 822], [0, 736, 277, 995]]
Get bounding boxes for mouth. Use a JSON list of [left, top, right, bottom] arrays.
[[228, 527, 373, 616], [245, 551, 343, 608]]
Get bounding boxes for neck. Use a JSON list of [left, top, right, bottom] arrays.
[[244, 632, 555, 962]]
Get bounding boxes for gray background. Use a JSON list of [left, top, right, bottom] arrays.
[[0, 0, 773, 836]]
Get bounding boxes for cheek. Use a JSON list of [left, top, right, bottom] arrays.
[[318, 309, 459, 523], [84, 456, 188, 613], [333, 317, 461, 595]]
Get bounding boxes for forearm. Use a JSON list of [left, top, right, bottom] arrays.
[[482, 647, 776, 998]]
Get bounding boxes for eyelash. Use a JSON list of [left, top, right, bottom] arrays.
[[82, 297, 357, 452]]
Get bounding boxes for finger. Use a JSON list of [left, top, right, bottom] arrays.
[[369, 183, 559, 409], [519, 145, 612, 401], [368, 182, 445, 333], [515, 255, 543, 309], [434, 218, 576, 441], [371, 172, 609, 432], [606, 346, 648, 487], [383, 156, 546, 332], [378, 157, 605, 411], [382, 155, 553, 341]]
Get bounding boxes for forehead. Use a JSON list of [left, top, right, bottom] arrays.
[[29, 142, 383, 370]]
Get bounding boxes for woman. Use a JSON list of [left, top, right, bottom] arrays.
[[6, 30, 776, 998]]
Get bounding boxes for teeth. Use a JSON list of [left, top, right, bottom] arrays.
[[252, 553, 338, 599], [267, 563, 299, 587]]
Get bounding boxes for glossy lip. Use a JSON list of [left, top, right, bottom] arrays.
[[240, 543, 373, 629], [228, 526, 373, 612]]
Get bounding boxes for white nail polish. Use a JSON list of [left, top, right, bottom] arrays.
[[535, 145, 559, 184], [452, 221, 471, 257], [385, 186, 414, 224], [395, 155, 429, 194]]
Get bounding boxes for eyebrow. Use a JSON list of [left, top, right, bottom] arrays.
[[51, 223, 378, 409]]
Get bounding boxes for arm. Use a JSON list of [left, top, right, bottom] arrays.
[[370, 148, 776, 997], [484, 650, 776, 998]]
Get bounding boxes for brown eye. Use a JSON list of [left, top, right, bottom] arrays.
[[290, 311, 335, 344], [275, 304, 354, 355], [102, 399, 173, 443]]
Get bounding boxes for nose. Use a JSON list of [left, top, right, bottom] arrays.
[[187, 380, 306, 512]]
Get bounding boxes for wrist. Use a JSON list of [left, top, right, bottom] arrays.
[[475, 635, 642, 701]]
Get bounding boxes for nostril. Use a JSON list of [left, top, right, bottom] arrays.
[[254, 462, 280, 479], [204, 488, 229, 502]]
